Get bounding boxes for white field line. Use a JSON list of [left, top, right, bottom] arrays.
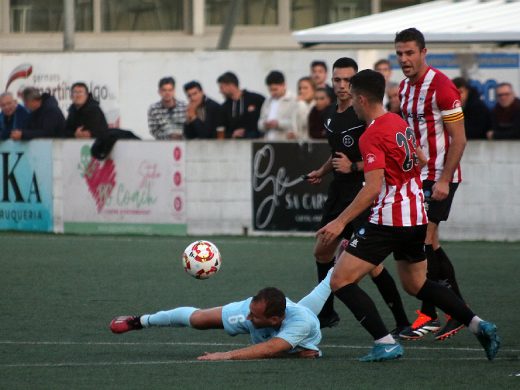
[[0, 340, 518, 353], [0, 357, 514, 369]]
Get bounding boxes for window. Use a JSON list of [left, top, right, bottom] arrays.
[[101, 0, 184, 31], [291, 0, 370, 30], [10, 0, 93, 32], [206, 0, 278, 25], [381, 0, 433, 12]]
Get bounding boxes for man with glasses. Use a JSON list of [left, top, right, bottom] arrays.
[[488, 82, 520, 140]]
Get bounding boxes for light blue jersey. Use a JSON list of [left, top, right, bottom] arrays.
[[222, 297, 322, 353]]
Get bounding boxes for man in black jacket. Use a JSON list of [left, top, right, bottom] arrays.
[[217, 72, 265, 139], [65, 82, 109, 139], [183, 81, 223, 139], [452, 77, 491, 140], [10, 87, 65, 140]]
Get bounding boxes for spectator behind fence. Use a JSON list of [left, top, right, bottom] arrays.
[[10, 87, 65, 140], [65, 82, 109, 139], [217, 71, 264, 139], [183, 81, 223, 139], [308, 88, 331, 139], [310, 60, 335, 102], [488, 82, 520, 140], [452, 77, 491, 140], [385, 83, 402, 116], [148, 76, 187, 140], [374, 58, 393, 107], [296, 77, 316, 140], [0, 92, 29, 140], [258, 70, 298, 140]]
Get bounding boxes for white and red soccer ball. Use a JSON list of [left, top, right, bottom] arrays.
[[182, 240, 221, 279]]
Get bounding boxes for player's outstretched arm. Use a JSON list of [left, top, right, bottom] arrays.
[[197, 337, 292, 361], [307, 156, 333, 184]]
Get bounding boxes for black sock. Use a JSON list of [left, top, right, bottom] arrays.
[[316, 259, 335, 317], [372, 268, 410, 327], [334, 283, 389, 340], [416, 280, 475, 326], [435, 247, 464, 301], [420, 244, 438, 319]]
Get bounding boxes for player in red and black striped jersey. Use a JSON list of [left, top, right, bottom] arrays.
[[317, 69, 499, 363], [306, 57, 410, 334], [396, 28, 468, 341]]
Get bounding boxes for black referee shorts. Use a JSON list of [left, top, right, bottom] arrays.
[[346, 223, 427, 266], [422, 180, 459, 224], [320, 180, 368, 240]]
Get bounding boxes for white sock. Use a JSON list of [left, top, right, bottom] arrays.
[[468, 316, 483, 334], [375, 334, 396, 344], [140, 307, 198, 328]]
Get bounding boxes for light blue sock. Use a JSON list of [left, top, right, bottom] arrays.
[[140, 307, 198, 328], [297, 268, 333, 315]]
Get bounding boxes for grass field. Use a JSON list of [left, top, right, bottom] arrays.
[[1, 233, 519, 389]]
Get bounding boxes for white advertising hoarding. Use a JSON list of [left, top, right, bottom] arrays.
[[62, 140, 186, 235]]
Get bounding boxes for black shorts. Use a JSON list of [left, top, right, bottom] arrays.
[[422, 180, 459, 224], [346, 223, 427, 266], [320, 180, 368, 240]]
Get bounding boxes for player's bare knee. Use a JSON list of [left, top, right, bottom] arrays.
[[188, 310, 204, 328], [330, 271, 355, 291]]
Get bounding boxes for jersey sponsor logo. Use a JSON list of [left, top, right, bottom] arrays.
[[406, 112, 426, 124], [366, 153, 376, 164], [342, 135, 354, 147]]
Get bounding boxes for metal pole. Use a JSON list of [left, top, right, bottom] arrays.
[[63, 0, 75, 51], [217, 0, 241, 50]]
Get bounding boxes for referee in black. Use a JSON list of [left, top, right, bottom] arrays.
[[306, 57, 410, 333]]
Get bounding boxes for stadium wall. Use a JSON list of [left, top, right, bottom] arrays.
[[1, 139, 518, 241]]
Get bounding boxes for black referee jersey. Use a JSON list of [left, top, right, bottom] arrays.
[[324, 104, 366, 187]]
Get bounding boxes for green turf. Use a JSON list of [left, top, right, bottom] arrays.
[[1, 234, 518, 389]]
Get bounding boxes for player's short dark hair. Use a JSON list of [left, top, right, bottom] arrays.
[[350, 69, 385, 104], [374, 59, 390, 69], [158, 77, 175, 89], [395, 27, 426, 50], [452, 77, 469, 90], [332, 57, 358, 72], [183, 80, 202, 92], [252, 287, 286, 318], [217, 71, 239, 87], [71, 82, 89, 92], [265, 70, 285, 86], [22, 87, 42, 101], [311, 60, 328, 72]]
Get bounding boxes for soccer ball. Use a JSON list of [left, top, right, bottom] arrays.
[[182, 240, 221, 279]]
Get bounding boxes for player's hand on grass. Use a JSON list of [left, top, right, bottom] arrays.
[[332, 152, 352, 173], [317, 220, 343, 245], [432, 180, 449, 201], [197, 351, 232, 361], [296, 349, 320, 359]]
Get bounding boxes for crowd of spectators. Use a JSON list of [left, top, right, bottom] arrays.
[[0, 59, 519, 142]]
